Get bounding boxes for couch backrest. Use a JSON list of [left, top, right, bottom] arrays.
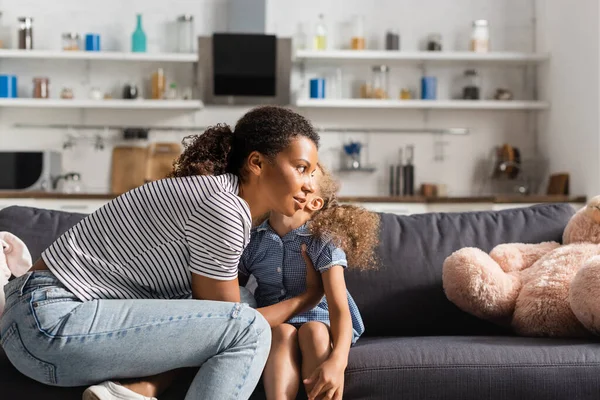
[[0, 206, 86, 261], [343, 203, 576, 337], [0, 203, 576, 337]]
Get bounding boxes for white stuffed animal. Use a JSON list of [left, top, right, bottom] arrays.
[[0, 232, 32, 317]]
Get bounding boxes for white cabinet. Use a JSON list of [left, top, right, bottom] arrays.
[[0, 199, 107, 214], [346, 202, 429, 215]]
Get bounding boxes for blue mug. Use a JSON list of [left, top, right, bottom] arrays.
[[85, 34, 101, 51], [421, 76, 437, 100], [310, 78, 326, 99], [0, 75, 17, 98]]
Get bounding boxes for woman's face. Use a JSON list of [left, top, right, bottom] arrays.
[[260, 136, 319, 217]]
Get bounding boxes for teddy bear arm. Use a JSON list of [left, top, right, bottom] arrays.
[[489, 241, 560, 273]]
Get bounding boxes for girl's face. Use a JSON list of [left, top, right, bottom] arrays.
[[259, 137, 319, 217]]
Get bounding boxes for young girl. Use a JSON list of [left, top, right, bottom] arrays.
[[239, 166, 380, 400]]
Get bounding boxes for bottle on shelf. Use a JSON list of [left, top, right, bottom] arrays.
[[313, 14, 327, 50], [132, 14, 147, 53], [403, 145, 415, 196]]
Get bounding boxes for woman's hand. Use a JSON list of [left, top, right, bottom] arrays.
[[301, 244, 324, 307], [303, 358, 346, 400]]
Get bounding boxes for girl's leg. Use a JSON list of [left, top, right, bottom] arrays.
[[298, 322, 332, 392], [0, 272, 271, 400], [263, 323, 300, 400]]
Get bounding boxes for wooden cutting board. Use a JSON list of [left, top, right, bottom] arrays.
[[145, 142, 182, 182], [110, 146, 148, 194]]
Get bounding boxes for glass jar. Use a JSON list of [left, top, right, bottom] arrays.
[[177, 15, 194, 53], [385, 29, 400, 50], [371, 65, 389, 99], [62, 33, 80, 51], [351, 15, 365, 50], [427, 33, 442, 51], [18, 17, 33, 50], [470, 20, 489, 52], [151, 68, 166, 99], [462, 69, 481, 100], [33, 77, 49, 99]]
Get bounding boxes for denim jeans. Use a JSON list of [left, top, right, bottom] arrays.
[[0, 271, 270, 400]]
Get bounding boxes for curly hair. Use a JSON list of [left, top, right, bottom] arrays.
[[310, 166, 380, 271], [170, 105, 320, 179]]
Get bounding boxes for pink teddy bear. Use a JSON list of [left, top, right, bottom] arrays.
[[442, 196, 600, 337], [0, 232, 32, 317]]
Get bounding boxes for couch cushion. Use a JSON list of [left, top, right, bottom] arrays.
[[344, 204, 576, 337], [0, 206, 86, 261], [344, 336, 600, 400]]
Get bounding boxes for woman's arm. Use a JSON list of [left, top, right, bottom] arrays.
[[191, 274, 241, 302], [257, 244, 324, 327]]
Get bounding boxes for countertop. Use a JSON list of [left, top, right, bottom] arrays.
[[0, 192, 587, 204]]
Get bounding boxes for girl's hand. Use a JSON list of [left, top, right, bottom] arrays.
[[303, 358, 345, 400]]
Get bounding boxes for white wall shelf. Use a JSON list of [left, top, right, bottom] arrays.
[[0, 49, 198, 62], [296, 99, 549, 110], [295, 50, 549, 65], [0, 99, 203, 110]]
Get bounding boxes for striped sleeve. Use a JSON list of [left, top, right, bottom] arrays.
[[184, 191, 250, 280]]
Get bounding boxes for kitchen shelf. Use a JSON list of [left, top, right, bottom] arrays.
[[295, 50, 549, 65], [0, 99, 203, 110], [0, 49, 198, 62], [296, 99, 549, 110], [337, 167, 377, 173]]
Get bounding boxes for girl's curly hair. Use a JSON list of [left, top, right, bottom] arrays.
[[170, 105, 320, 179], [310, 165, 380, 271]]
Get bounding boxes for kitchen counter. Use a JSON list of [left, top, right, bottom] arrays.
[[0, 192, 587, 204], [0, 192, 587, 215], [339, 195, 587, 204]]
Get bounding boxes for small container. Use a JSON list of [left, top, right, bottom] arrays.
[[18, 17, 33, 50], [313, 14, 327, 50], [371, 65, 389, 99], [132, 14, 147, 53], [385, 29, 400, 50], [177, 15, 195, 53], [310, 78, 326, 99], [85, 34, 101, 51], [359, 83, 371, 99], [471, 20, 490, 53], [400, 88, 413, 100], [351, 15, 365, 50], [62, 33, 80, 51], [427, 33, 442, 51], [123, 83, 139, 99], [0, 75, 17, 98], [421, 76, 437, 100], [462, 69, 481, 100], [33, 77, 49, 99], [151, 68, 166, 99], [60, 88, 74, 99]]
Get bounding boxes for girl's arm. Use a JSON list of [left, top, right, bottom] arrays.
[[323, 265, 353, 366], [257, 244, 324, 327], [303, 265, 352, 400]]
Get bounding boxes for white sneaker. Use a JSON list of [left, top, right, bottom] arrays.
[[82, 381, 157, 400]]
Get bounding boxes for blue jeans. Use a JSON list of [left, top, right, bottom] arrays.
[[0, 271, 270, 400]]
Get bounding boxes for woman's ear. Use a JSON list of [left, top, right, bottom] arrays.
[[306, 196, 324, 212], [246, 151, 263, 176]]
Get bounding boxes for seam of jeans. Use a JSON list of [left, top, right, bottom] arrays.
[[232, 316, 261, 400], [30, 302, 249, 340]]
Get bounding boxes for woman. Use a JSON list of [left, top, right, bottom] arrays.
[[0, 106, 323, 400]]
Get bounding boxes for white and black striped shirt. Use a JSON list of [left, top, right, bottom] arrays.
[[41, 173, 251, 301]]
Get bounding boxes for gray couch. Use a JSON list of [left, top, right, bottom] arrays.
[[2, 204, 600, 400]]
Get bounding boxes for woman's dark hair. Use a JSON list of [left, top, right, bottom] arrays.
[[170, 106, 319, 180]]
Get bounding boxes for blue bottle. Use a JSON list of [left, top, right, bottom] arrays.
[[132, 14, 147, 53]]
